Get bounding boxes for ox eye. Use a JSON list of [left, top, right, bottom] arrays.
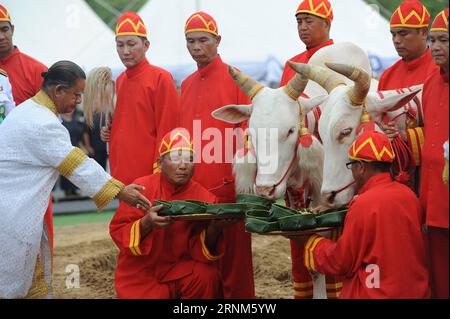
[[340, 128, 353, 138], [287, 128, 295, 137]]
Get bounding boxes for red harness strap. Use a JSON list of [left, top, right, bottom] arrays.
[[272, 144, 300, 190], [286, 179, 311, 209], [328, 180, 356, 203]]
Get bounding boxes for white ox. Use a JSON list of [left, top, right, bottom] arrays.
[[212, 62, 323, 206], [212, 42, 422, 298], [291, 62, 422, 208], [214, 43, 422, 204], [212, 43, 375, 204], [212, 43, 375, 300]]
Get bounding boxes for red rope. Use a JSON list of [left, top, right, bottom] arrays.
[[390, 136, 414, 185], [329, 180, 356, 201], [272, 144, 299, 189]]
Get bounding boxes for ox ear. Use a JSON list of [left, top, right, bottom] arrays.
[[365, 88, 421, 114], [298, 95, 328, 114], [211, 104, 252, 124]]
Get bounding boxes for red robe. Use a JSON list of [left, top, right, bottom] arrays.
[[279, 39, 334, 87], [378, 49, 438, 91], [110, 58, 180, 185], [0, 46, 53, 250], [420, 69, 449, 299], [180, 55, 254, 298], [110, 173, 224, 299], [279, 39, 339, 299], [378, 50, 438, 193], [0, 47, 47, 105], [304, 173, 430, 299]]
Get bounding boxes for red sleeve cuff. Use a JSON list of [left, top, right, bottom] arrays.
[[406, 127, 424, 166], [200, 229, 225, 261], [303, 235, 326, 272], [127, 219, 154, 256]]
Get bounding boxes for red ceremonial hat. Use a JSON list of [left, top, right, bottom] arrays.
[[158, 128, 194, 157], [295, 0, 334, 21], [185, 11, 219, 36], [115, 11, 147, 38], [349, 131, 395, 163], [430, 8, 449, 32], [0, 4, 11, 22], [390, 0, 430, 28]]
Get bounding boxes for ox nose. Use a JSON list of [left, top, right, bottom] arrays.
[[321, 192, 338, 208], [256, 186, 276, 199]]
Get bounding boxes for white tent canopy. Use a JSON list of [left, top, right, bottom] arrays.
[[139, 0, 398, 80], [2, 0, 121, 70]]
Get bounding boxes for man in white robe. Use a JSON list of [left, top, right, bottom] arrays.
[[0, 61, 152, 298], [0, 68, 15, 123]]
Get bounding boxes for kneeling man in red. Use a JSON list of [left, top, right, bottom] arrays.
[[110, 128, 230, 298], [293, 131, 430, 298]]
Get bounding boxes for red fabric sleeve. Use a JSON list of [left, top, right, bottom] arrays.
[[406, 126, 425, 166], [109, 201, 154, 257], [279, 61, 290, 87], [155, 73, 180, 137], [186, 192, 224, 263], [152, 72, 180, 172], [189, 225, 225, 264], [304, 203, 370, 276], [377, 70, 388, 90]]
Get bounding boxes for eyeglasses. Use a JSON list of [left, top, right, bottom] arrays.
[[345, 160, 369, 169], [346, 161, 359, 169], [167, 154, 194, 164]]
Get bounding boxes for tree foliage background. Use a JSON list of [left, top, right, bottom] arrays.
[[86, 0, 448, 31], [365, 0, 448, 21], [85, 0, 148, 29]]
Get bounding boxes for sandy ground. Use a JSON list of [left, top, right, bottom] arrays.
[[52, 222, 294, 299]]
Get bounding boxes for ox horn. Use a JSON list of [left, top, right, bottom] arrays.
[[228, 66, 264, 100], [284, 71, 308, 100], [288, 61, 346, 94], [325, 63, 371, 106]]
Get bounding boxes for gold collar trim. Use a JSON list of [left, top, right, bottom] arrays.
[[32, 90, 58, 115]]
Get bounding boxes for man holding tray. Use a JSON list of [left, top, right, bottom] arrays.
[[110, 128, 233, 299], [293, 131, 430, 298]]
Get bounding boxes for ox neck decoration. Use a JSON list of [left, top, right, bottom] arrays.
[[242, 129, 256, 159], [235, 129, 256, 170], [356, 105, 375, 135], [297, 100, 313, 148]]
